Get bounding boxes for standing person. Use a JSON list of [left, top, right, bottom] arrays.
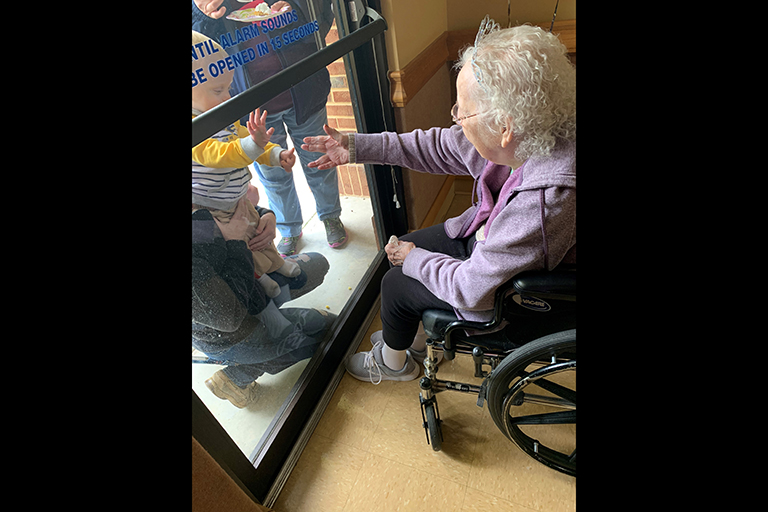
[[245, 0, 346, 255], [193, 0, 346, 255], [302, 19, 576, 383]]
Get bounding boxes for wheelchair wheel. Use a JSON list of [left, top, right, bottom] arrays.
[[423, 401, 442, 452], [486, 329, 576, 476]]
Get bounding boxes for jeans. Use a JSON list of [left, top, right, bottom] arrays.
[[252, 106, 342, 238], [214, 307, 337, 387]]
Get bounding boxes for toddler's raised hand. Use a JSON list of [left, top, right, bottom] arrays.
[[280, 148, 296, 173], [246, 108, 275, 149]]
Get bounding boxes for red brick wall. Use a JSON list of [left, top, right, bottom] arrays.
[[324, 22, 369, 197]]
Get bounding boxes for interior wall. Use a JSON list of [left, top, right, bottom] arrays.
[[381, 0, 577, 69], [379, 0, 576, 230], [379, 0, 448, 70], [446, 0, 576, 31], [393, 62, 454, 230]]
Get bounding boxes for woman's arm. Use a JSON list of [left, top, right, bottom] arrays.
[[303, 124, 482, 177]]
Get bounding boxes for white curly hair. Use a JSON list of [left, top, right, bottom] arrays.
[[457, 22, 576, 161]]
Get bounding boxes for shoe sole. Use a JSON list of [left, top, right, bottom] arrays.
[[345, 365, 421, 382], [327, 232, 347, 249]]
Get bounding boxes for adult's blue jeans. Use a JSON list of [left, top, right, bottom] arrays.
[[252, 107, 342, 238], [216, 307, 337, 387]]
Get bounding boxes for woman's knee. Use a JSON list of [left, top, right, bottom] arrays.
[[381, 266, 406, 298], [380, 267, 419, 319]]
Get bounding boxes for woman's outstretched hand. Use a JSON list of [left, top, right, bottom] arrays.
[[302, 124, 350, 170]]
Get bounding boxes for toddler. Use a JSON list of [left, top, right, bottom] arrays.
[[192, 30, 299, 297]]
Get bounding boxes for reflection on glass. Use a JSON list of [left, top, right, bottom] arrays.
[[192, 0, 379, 460]]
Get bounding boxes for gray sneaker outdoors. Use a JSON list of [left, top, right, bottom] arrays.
[[277, 232, 302, 256], [345, 339, 420, 384], [323, 218, 347, 248]]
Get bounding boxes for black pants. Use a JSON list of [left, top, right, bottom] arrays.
[[380, 223, 475, 350]]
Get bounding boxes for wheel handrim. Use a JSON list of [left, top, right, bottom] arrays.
[[502, 359, 576, 475]]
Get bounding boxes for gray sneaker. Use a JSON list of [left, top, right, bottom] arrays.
[[370, 330, 443, 365], [277, 232, 302, 256], [323, 218, 347, 248], [345, 339, 420, 384]]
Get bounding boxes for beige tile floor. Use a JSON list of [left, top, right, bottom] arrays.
[[272, 315, 576, 512]]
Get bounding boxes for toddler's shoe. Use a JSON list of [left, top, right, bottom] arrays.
[[276, 258, 301, 277], [256, 273, 282, 298], [345, 339, 420, 384]]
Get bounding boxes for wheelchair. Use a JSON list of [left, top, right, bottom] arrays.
[[418, 266, 576, 476]]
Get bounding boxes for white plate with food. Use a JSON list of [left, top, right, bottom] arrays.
[[226, 3, 290, 23]]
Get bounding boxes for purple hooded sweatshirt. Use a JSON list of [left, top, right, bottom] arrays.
[[350, 124, 576, 322]]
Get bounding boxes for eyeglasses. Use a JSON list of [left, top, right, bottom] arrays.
[[451, 103, 481, 125]]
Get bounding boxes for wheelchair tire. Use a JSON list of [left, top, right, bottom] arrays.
[[486, 329, 576, 476], [424, 402, 442, 452]]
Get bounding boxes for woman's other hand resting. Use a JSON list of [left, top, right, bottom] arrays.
[[385, 235, 415, 266]]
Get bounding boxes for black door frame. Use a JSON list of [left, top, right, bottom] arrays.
[[192, 1, 407, 504]]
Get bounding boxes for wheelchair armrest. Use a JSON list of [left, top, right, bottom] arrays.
[[513, 269, 576, 301], [421, 278, 514, 340], [421, 309, 462, 340], [421, 308, 501, 360], [421, 277, 515, 343], [422, 309, 501, 339]]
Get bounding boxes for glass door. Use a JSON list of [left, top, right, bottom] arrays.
[[192, 0, 406, 503]]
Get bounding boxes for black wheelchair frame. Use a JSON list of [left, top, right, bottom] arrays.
[[417, 267, 576, 476]]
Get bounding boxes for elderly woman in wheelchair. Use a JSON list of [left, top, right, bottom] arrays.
[[302, 18, 576, 475]]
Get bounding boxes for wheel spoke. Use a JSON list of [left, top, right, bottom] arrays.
[[532, 376, 576, 405]]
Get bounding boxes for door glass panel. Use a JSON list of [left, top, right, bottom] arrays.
[[192, 0, 380, 460]]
